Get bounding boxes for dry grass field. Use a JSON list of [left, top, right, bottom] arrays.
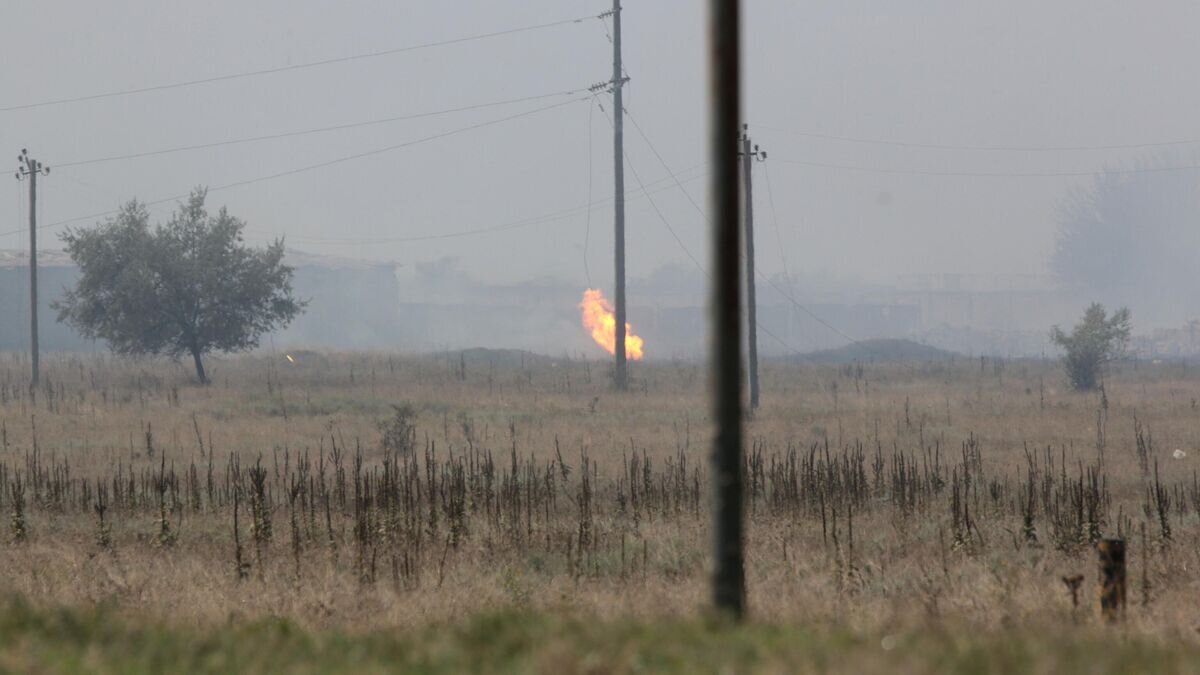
[[1, 349, 1199, 673]]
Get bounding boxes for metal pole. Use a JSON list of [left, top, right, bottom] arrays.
[[709, 0, 745, 618], [612, 0, 628, 390]]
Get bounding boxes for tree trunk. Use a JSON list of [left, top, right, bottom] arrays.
[[191, 348, 208, 384]]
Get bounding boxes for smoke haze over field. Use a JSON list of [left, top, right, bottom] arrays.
[[4, 1, 1200, 350]]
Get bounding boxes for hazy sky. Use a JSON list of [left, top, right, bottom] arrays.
[[4, 1, 1200, 288]]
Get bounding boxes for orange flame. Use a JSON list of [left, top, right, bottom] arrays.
[[579, 288, 645, 360]]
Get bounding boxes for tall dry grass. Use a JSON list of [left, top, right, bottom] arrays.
[[0, 350, 1197, 638]]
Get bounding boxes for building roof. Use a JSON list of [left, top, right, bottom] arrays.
[[0, 249, 75, 268]]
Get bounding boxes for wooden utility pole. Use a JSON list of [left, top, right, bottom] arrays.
[[709, 0, 746, 618], [15, 149, 49, 387], [739, 126, 765, 410]]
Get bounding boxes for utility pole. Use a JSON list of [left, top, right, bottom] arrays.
[[15, 149, 49, 387], [739, 127, 766, 410], [611, 0, 627, 392], [595, 0, 630, 390], [709, 0, 745, 618]]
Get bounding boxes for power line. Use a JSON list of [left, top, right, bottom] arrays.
[[597, 102, 797, 354], [55, 88, 587, 169], [595, 102, 703, 271], [172, 96, 588, 215], [2, 152, 708, 245], [1, 96, 592, 239], [757, 124, 1200, 153], [284, 205, 598, 245], [622, 106, 710, 221], [252, 161, 710, 245], [1, 14, 598, 113], [760, 163, 791, 285], [622, 104, 859, 348], [254, 198, 621, 245], [772, 156, 1200, 178]]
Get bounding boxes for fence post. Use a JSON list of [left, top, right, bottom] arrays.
[[1097, 538, 1126, 622]]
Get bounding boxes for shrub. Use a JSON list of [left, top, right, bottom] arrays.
[[1050, 303, 1131, 391]]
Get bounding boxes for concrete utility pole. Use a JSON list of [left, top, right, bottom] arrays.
[[596, 0, 630, 390], [709, 0, 746, 618], [15, 149, 50, 387], [739, 127, 766, 410], [611, 0, 627, 391]]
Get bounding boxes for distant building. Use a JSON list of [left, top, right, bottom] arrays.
[[276, 251, 402, 349], [0, 249, 402, 352], [1135, 320, 1200, 358], [0, 249, 89, 351], [393, 262, 923, 358], [8, 250, 1179, 359]]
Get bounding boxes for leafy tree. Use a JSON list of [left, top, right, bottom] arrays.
[[1050, 303, 1131, 391], [55, 189, 304, 383]]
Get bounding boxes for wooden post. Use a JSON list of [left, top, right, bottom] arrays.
[[709, 0, 746, 619], [1097, 538, 1126, 622]]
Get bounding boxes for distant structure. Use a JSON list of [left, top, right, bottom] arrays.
[[5, 250, 1192, 359], [892, 273, 1073, 333], [0, 249, 402, 352], [1135, 320, 1200, 358], [0, 249, 84, 351], [275, 251, 402, 349]]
